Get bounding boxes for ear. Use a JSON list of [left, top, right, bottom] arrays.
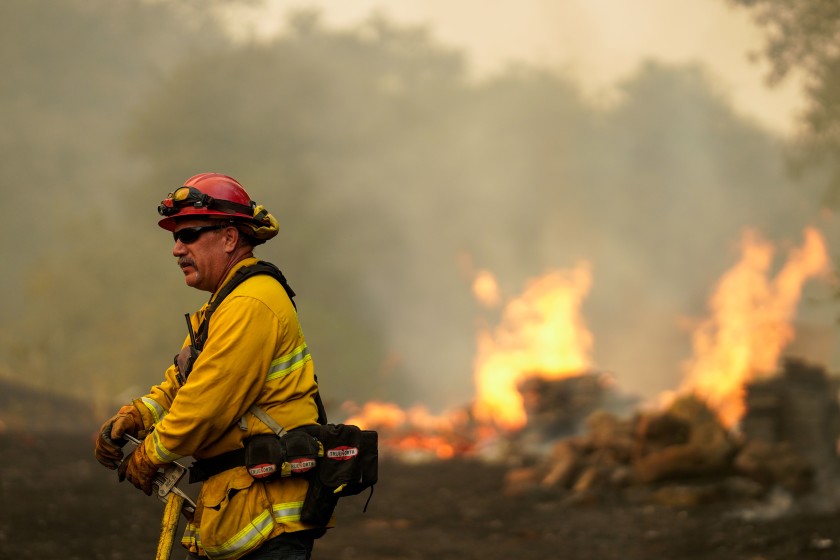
[[222, 225, 239, 253]]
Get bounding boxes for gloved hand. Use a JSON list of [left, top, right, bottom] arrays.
[[93, 404, 144, 469], [111, 404, 144, 441], [118, 442, 160, 496], [94, 418, 124, 469]]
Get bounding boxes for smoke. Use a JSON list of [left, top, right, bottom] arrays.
[[0, 2, 836, 418], [335, 60, 833, 410]]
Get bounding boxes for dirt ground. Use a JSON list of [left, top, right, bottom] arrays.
[[3, 432, 840, 560]]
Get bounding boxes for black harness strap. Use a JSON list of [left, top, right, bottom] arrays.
[[191, 260, 328, 424], [184, 261, 329, 484], [193, 261, 296, 351]]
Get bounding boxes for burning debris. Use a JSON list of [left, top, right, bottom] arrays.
[[677, 226, 830, 426], [504, 358, 840, 509], [472, 262, 595, 431], [518, 372, 610, 439], [341, 370, 637, 462], [342, 225, 837, 516], [515, 371, 639, 455], [341, 401, 478, 461], [741, 357, 840, 490]]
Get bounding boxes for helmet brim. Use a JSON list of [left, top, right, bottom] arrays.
[[158, 208, 254, 231]]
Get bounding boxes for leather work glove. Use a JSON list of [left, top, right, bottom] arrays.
[[118, 442, 160, 496], [111, 404, 144, 441], [94, 418, 125, 469], [94, 404, 144, 470]]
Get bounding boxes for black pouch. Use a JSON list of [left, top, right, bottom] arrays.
[[300, 424, 379, 526], [283, 430, 321, 477], [319, 424, 363, 487], [338, 429, 378, 496], [245, 434, 285, 480], [300, 475, 340, 526]]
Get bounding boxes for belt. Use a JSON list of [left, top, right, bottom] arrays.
[[189, 448, 246, 483], [189, 426, 323, 483]]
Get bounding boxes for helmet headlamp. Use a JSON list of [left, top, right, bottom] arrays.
[[158, 186, 254, 218]]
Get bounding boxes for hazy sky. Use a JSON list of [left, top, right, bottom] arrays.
[[223, 0, 805, 136]]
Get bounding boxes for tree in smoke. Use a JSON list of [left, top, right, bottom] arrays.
[[730, 0, 840, 202], [126, 12, 471, 406], [0, 0, 232, 403]]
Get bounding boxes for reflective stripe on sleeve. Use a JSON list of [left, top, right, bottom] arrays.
[[140, 397, 167, 424], [149, 429, 184, 463], [266, 344, 311, 381], [203, 509, 275, 560]]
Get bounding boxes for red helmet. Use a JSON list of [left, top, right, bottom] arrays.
[[157, 173, 257, 231]]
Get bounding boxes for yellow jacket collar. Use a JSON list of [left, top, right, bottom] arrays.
[[210, 257, 259, 304]]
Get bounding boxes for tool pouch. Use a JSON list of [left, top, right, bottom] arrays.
[[245, 434, 285, 480], [244, 431, 321, 480], [300, 474, 340, 526], [300, 424, 379, 526], [284, 430, 321, 476]]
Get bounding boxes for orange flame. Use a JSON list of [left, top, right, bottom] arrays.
[[344, 401, 406, 430], [343, 401, 473, 460], [678, 227, 829, 426], [472, 262, 594, 430], [342, 263, 596, 458]]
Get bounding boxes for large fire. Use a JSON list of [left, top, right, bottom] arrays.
[[677, 227, 829, 427], [343, 261, 596, 458], [471, 262, 594, 430], [343, 227, 831, 460]]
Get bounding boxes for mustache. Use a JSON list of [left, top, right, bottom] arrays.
[[178, 258, 196, 268]]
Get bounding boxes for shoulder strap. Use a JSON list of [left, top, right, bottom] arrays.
[[194, 261, 296, 350], [189, 260, 329, 425], [249, 404, 288, 437]]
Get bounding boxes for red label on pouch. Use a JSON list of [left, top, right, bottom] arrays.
[[248, 463, 277, 478], [290, 458, 317, 473], [326, 446, 359, 460]]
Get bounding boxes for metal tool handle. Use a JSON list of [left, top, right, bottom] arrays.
[[121, 434, 197, 517]]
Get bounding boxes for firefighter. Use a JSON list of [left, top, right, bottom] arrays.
[[94, 172, 327, 560]]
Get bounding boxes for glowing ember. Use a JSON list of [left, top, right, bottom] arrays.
[[678, 227, 829, 427], [342, 401, 473, 460], [472, 269, 502, 308], [472, 262, 594, 430], [343, 401, 407, 430]]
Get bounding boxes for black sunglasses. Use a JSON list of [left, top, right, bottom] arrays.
[[173, 224, 227, 244]]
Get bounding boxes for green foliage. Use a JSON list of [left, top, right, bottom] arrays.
[[727, 0, 840, 85], [730, 0, 840, 202]]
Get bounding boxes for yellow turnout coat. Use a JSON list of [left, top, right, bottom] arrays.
[[134, 257, 325, 559]]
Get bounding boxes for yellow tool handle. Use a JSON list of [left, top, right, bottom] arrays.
[[155, 492, 185, 560]]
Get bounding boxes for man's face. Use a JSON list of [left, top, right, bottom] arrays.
[[172, 219, 233, 292]]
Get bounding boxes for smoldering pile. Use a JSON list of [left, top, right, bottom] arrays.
[[503, 358, 840, 512]]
